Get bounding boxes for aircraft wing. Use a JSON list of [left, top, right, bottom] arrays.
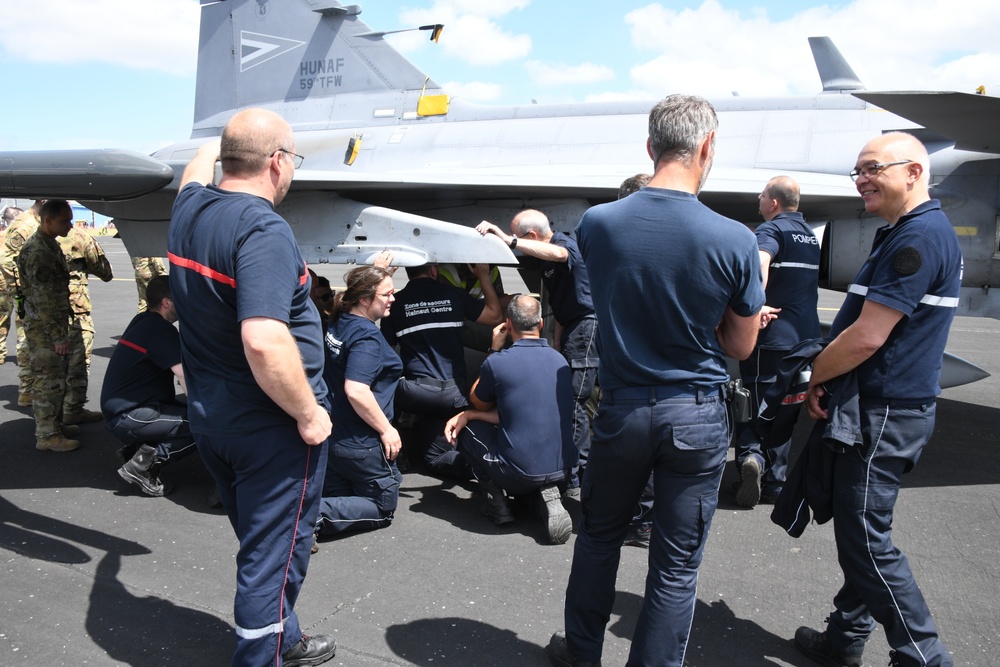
[[854, 91, 1000, 154]]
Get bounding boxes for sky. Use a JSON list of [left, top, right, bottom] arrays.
[[2, 0, 999, 155]]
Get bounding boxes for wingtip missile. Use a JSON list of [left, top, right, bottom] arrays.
[[0, 149, 174, 201]]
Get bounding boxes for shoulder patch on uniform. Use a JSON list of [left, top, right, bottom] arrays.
[[893, 246, 921, 276]]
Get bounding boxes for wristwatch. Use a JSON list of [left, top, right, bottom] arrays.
[[509, 236, 518, 249]]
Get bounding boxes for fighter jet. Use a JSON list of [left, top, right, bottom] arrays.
[[0, 0, 993, 383]]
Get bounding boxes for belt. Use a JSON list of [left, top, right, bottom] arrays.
[[605, 384, 723, 404], [407, 376, 458, 390]]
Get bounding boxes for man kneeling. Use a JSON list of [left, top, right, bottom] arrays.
[[445, 295, 577, 544], [101, 276, 195, 495]]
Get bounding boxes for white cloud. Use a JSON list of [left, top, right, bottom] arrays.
[[526, 61, 615, 87], [623, 0, 1000, 98], [443, 80, 503, 102], [1, 0, 200, 76], [400, 2, 532, 66]]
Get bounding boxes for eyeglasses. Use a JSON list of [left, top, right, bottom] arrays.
[[849, 160, 911, 182], [271, 148, 305, 169], [377, 289, 395, 299]]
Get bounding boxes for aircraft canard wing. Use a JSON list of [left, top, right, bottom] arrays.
[[854, 91, 1000, 154], [0, 149, 174, 200]]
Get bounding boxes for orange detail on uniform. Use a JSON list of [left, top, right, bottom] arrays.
[[168, 252, 237, 288]]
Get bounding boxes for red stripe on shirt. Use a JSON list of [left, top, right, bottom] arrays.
[[168, 252, 237, 288], [119, 338, 148, 355]]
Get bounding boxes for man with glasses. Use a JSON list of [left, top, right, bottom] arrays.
[[794, 132, 959, 667], [476, 209, 598, 493], [167, 109, 336, 667]]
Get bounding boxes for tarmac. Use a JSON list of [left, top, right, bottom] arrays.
[[1, 237, 998, 666]]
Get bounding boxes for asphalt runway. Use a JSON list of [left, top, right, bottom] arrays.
[[1, 238, 997, 666]]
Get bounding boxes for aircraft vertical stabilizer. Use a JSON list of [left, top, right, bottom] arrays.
[[808, 36, 865, 92], [193, 0, 439, 136]]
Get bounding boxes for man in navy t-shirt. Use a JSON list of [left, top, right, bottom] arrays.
[[166, 109, 336, 667], [477, 210, 597, 488], [547, 95, 765, 667], [445, 295, 577, 545], [793, 133, 959, 667], [735, 175, 821, 508], [101, 276, 194, 496]]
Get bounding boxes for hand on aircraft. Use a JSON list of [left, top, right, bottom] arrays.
[[476, 221, 510, 244], [373, 250, 397, 274], [469, 262, 491, 280]]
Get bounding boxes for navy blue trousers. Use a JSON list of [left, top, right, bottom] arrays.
[[561, 317, 599, 483], [317, 442, 401, 536], [563, 389, 729, 666], [197, 423, 327, 667], [105, 402, 196, 462], [735, 347, 792, 492], [826, 401, 951, 667]]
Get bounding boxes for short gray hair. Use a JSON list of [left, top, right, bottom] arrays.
[[648, 95, 718, 165], [506, 294, 541, 333]]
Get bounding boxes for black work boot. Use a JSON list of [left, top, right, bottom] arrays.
[[118, 444, 170, 496], [282, 633, 337, 666], [479, 479, 514, 525], [794, 626, 865, 667]]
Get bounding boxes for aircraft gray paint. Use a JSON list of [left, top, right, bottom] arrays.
[[0, 0, 993, 385]]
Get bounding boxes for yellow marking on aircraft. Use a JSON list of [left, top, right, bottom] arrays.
[[954, 227, 977, 236]]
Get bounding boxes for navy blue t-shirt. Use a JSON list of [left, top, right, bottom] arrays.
[[542, 231, 595, 327], [830, 199, 962, 400], [101, 311, 182, 419], [755, 211, 821, 349], [325, 313, 403, 448], [474, 338, 577, 477], [380, 277, 484, 386], [167, 183, 327, 436], [576, 188, 765, 392]]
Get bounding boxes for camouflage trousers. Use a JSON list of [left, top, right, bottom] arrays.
[[64, 314, 95, 412], [4, 285, 35, 393], [0, 287, 9, 359], [26, 329, 69, 440], [132, 256, 166, 313]]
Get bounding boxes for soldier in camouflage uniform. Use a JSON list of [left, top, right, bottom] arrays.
[[1, 200, 44, 401], [0, 206, 24, 364], [132, 256, 166, 312], [59, 227, 114, 423], [17, 200, 77, 452]]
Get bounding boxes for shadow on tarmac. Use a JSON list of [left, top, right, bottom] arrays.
[[0, 496, 233, 665]]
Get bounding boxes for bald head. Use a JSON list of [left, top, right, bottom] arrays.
[[510, 209, 552, 239], [861, 132, 930, 186], [765, 176, 799, 210], [221, 108, 294, 178]]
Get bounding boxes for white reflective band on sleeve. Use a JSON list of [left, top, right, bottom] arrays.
[[848, 283, 958, 308], [235, 619, 286, 640], [770, 262, 819, 270], [919, 294, 959, 308]]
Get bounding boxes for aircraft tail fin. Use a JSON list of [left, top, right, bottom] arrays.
[[193, 0, 438, 137], [808, 37, 865, 92]]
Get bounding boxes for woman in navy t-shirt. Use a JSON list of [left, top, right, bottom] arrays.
[[316, 265, 404, 537]]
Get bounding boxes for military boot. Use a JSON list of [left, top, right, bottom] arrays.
[[63, 408, 103, 425], [36, 434, 80, 452], [118, 444, 169, 496]]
